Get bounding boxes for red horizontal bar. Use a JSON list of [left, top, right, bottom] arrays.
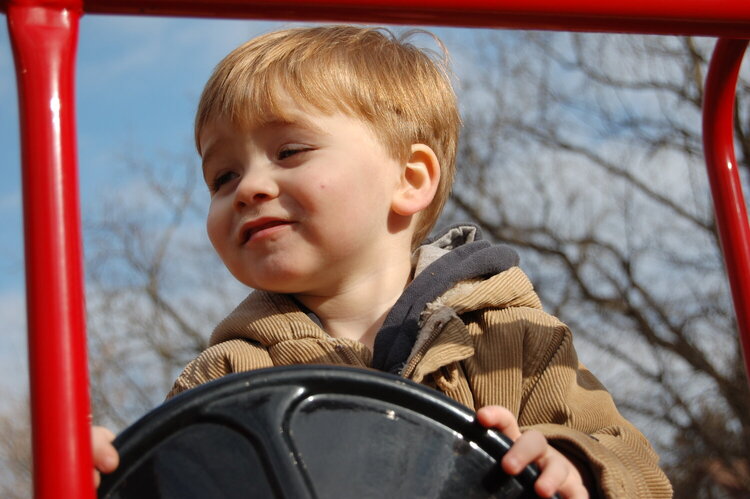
[[1, 0, 749, 36]]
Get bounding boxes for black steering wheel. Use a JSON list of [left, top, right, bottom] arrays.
[[98, 365, 556, 498]]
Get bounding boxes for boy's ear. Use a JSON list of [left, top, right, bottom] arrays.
[[391, 144, 441, 216]]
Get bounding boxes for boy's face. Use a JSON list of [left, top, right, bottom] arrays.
[[200, 98, 409, 295]]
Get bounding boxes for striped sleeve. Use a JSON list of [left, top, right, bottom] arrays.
[[519, 318, 672, 498]]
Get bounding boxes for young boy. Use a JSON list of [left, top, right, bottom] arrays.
[[93, 26, 672, 498]]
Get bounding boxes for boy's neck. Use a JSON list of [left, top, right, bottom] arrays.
[[293, 255, 413, 351]]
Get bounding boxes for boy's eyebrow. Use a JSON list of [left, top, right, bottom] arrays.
[[264, 115, 328, 135]]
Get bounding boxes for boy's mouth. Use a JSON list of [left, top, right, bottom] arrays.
[[240, 218, 292, 244]]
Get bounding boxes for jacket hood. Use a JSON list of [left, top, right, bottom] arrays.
[[372, 224, 537, 373], [416, 224, 542, 313]]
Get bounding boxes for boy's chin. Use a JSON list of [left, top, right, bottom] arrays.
[[234, 272, 313, 295]]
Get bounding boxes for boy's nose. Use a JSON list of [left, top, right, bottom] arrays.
[[233, 169, 279, 209]]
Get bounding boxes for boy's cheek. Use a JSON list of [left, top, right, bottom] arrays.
[[206, 209, 229, 247]]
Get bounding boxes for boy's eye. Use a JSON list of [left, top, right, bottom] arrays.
[[210, 171, 238, 192], [277, 146, 311, 161]]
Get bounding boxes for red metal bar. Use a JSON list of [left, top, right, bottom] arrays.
[[703, 38, 750, 384], [5, 0, 747, 37], [6, 2, 92, 498]]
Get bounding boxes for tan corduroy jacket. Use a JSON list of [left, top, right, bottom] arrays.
[[168, 265, 672, 498]]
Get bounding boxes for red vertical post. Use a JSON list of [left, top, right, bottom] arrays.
[[6, 1, 93, 498], [703, 38, 750, 383]]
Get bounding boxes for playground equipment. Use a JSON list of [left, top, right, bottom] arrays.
[[0, 1, 748, 497]]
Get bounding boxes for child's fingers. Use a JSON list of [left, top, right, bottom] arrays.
[[476, 406, 587, 498], [500, 429, 547, 475], [476, 405, 522, 440], [535, 447, 588, 499], [533, 454, 572, 498], [92, 426, 119, 473]]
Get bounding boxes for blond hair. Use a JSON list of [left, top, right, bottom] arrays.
[[195, 25, 460, 246]]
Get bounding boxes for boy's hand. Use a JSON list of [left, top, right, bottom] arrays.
[[476, 406, 588, 499], [92, 426, 119, 487]]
